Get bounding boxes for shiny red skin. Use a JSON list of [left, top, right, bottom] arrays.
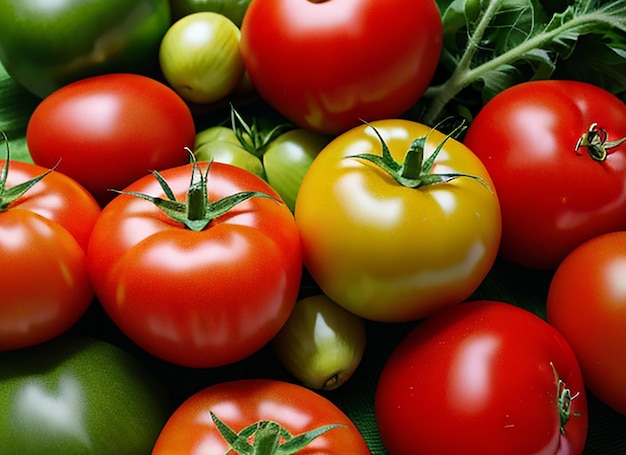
[[0, 160, 100, 350], [86, 161, 302, 368], [464, 80, 626, 269], [547, 231, 626, 416], [26, 73, 196, 205], [152, 378, 371, 454], [239, 0, 442, 135], [375, 300, 588, 455]]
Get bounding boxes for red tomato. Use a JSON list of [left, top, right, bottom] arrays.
[[239, 0, 442, 135], [0, 157, 100, 351], [375, 300, 588, 455], [86, 161, 302, 368], [464, 80, 626, 269], [152, 378, 371, 454], [26, 73, 196, 205], [547, 231, 626, 416]]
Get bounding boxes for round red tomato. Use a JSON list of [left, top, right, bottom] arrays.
[[0, 155, 100, 351], [375, 300, 588, 455], [295, 119, 501, 322], [86, 161, 302, 368], [239, 0, 442, 135], [464, 80, 626, 269], [547, 231, 626, 416], [152, 378, 370, 454], [26, 73, 196, 205]]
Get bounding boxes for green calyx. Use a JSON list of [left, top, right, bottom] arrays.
[[230, 105, 293, 158], [210, 411, 345, 455], [113, 150, 278, 232], [551, 362, 581, 435], [575, 123, 626, 162], [0, 131, 55, 212], [347, 123, 490, 190]]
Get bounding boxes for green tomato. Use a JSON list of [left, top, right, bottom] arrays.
[[160, 12, 245, 104], [169, 0, 252, 27], [194, 125, 265, 179], [271, 294, 367, 391], [264, 129, 332, 212], [0, 336, 172, 455], [0, 0, 171, 98]]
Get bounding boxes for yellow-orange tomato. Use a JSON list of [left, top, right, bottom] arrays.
[[295, 119, 501, 322]]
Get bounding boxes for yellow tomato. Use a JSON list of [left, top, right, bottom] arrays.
[[295, 119, 502, 322]]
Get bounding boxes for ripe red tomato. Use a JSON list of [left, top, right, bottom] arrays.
[[375, 300, 588, 455], [0, 156, 100, 351], [152, 378, 371, 454], [547, 231, 626, 416], [295, 119, 501, 322], [26, 73, 196, 205], [86, 161, 302, 368], [464, 80, 626, 269], [239, 0, 442, 135]]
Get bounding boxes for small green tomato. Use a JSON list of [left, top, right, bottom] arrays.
[[271, 294, 367, 391], [159, 12, 245, 104], [194, 125, 265, 179], [264, 129, 331, 211]]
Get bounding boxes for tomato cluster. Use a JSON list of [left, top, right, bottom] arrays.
[[1, 1, 626, 454]]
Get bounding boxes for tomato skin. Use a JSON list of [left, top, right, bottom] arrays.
[[464, 80, 626, 269], [152, 378, 371, 454], [26, 73, 196, 205], [547, 231, 626, 415], [0, 336, 172, 455], [159, 12, 245, 104], [0, 161, 100, 351], [87, 161, 302, 368], [295, 119, 501, 322], [0, 0, 170, 98], [375, 300, 588, 455], [239, 0, 442, 135]]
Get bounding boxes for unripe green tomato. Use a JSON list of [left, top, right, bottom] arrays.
[[264, 129, 332, 212], [0, 336, 172, 455], [0, 0, 170, 98], [194, 123, 240, 149], [159, 12, 245, 104], [271, 294, 367, 391], [194, 126, 265, 179]]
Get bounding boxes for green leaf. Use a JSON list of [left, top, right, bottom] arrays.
[[424, 0, 626, 125]]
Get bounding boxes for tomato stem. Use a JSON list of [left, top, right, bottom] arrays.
[[111, 149, 278, 231], [345, 122, 491, 190], [0, 131, 56, 212], [550, 361, 581, 435], [209, 411, 345, 455], [230, 105, 293, 158], [575, 123, 626, 161]]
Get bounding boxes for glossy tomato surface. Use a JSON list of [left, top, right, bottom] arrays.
[[87, 161, 302, 368], [0, 158, 100, 351], [295, 119, 501, 322], [0, 336, 172, 455], [0, 0, 170, 98], [547, 231, 626, 416], [464, 80, 626, 269], [375, 300, 588, 455], [26, 73, 196, 205], [152, 378, 371, 454], [239, 0, 442, 134]]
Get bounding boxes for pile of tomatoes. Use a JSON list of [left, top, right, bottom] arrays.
[[1, 0, 626, 454]]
